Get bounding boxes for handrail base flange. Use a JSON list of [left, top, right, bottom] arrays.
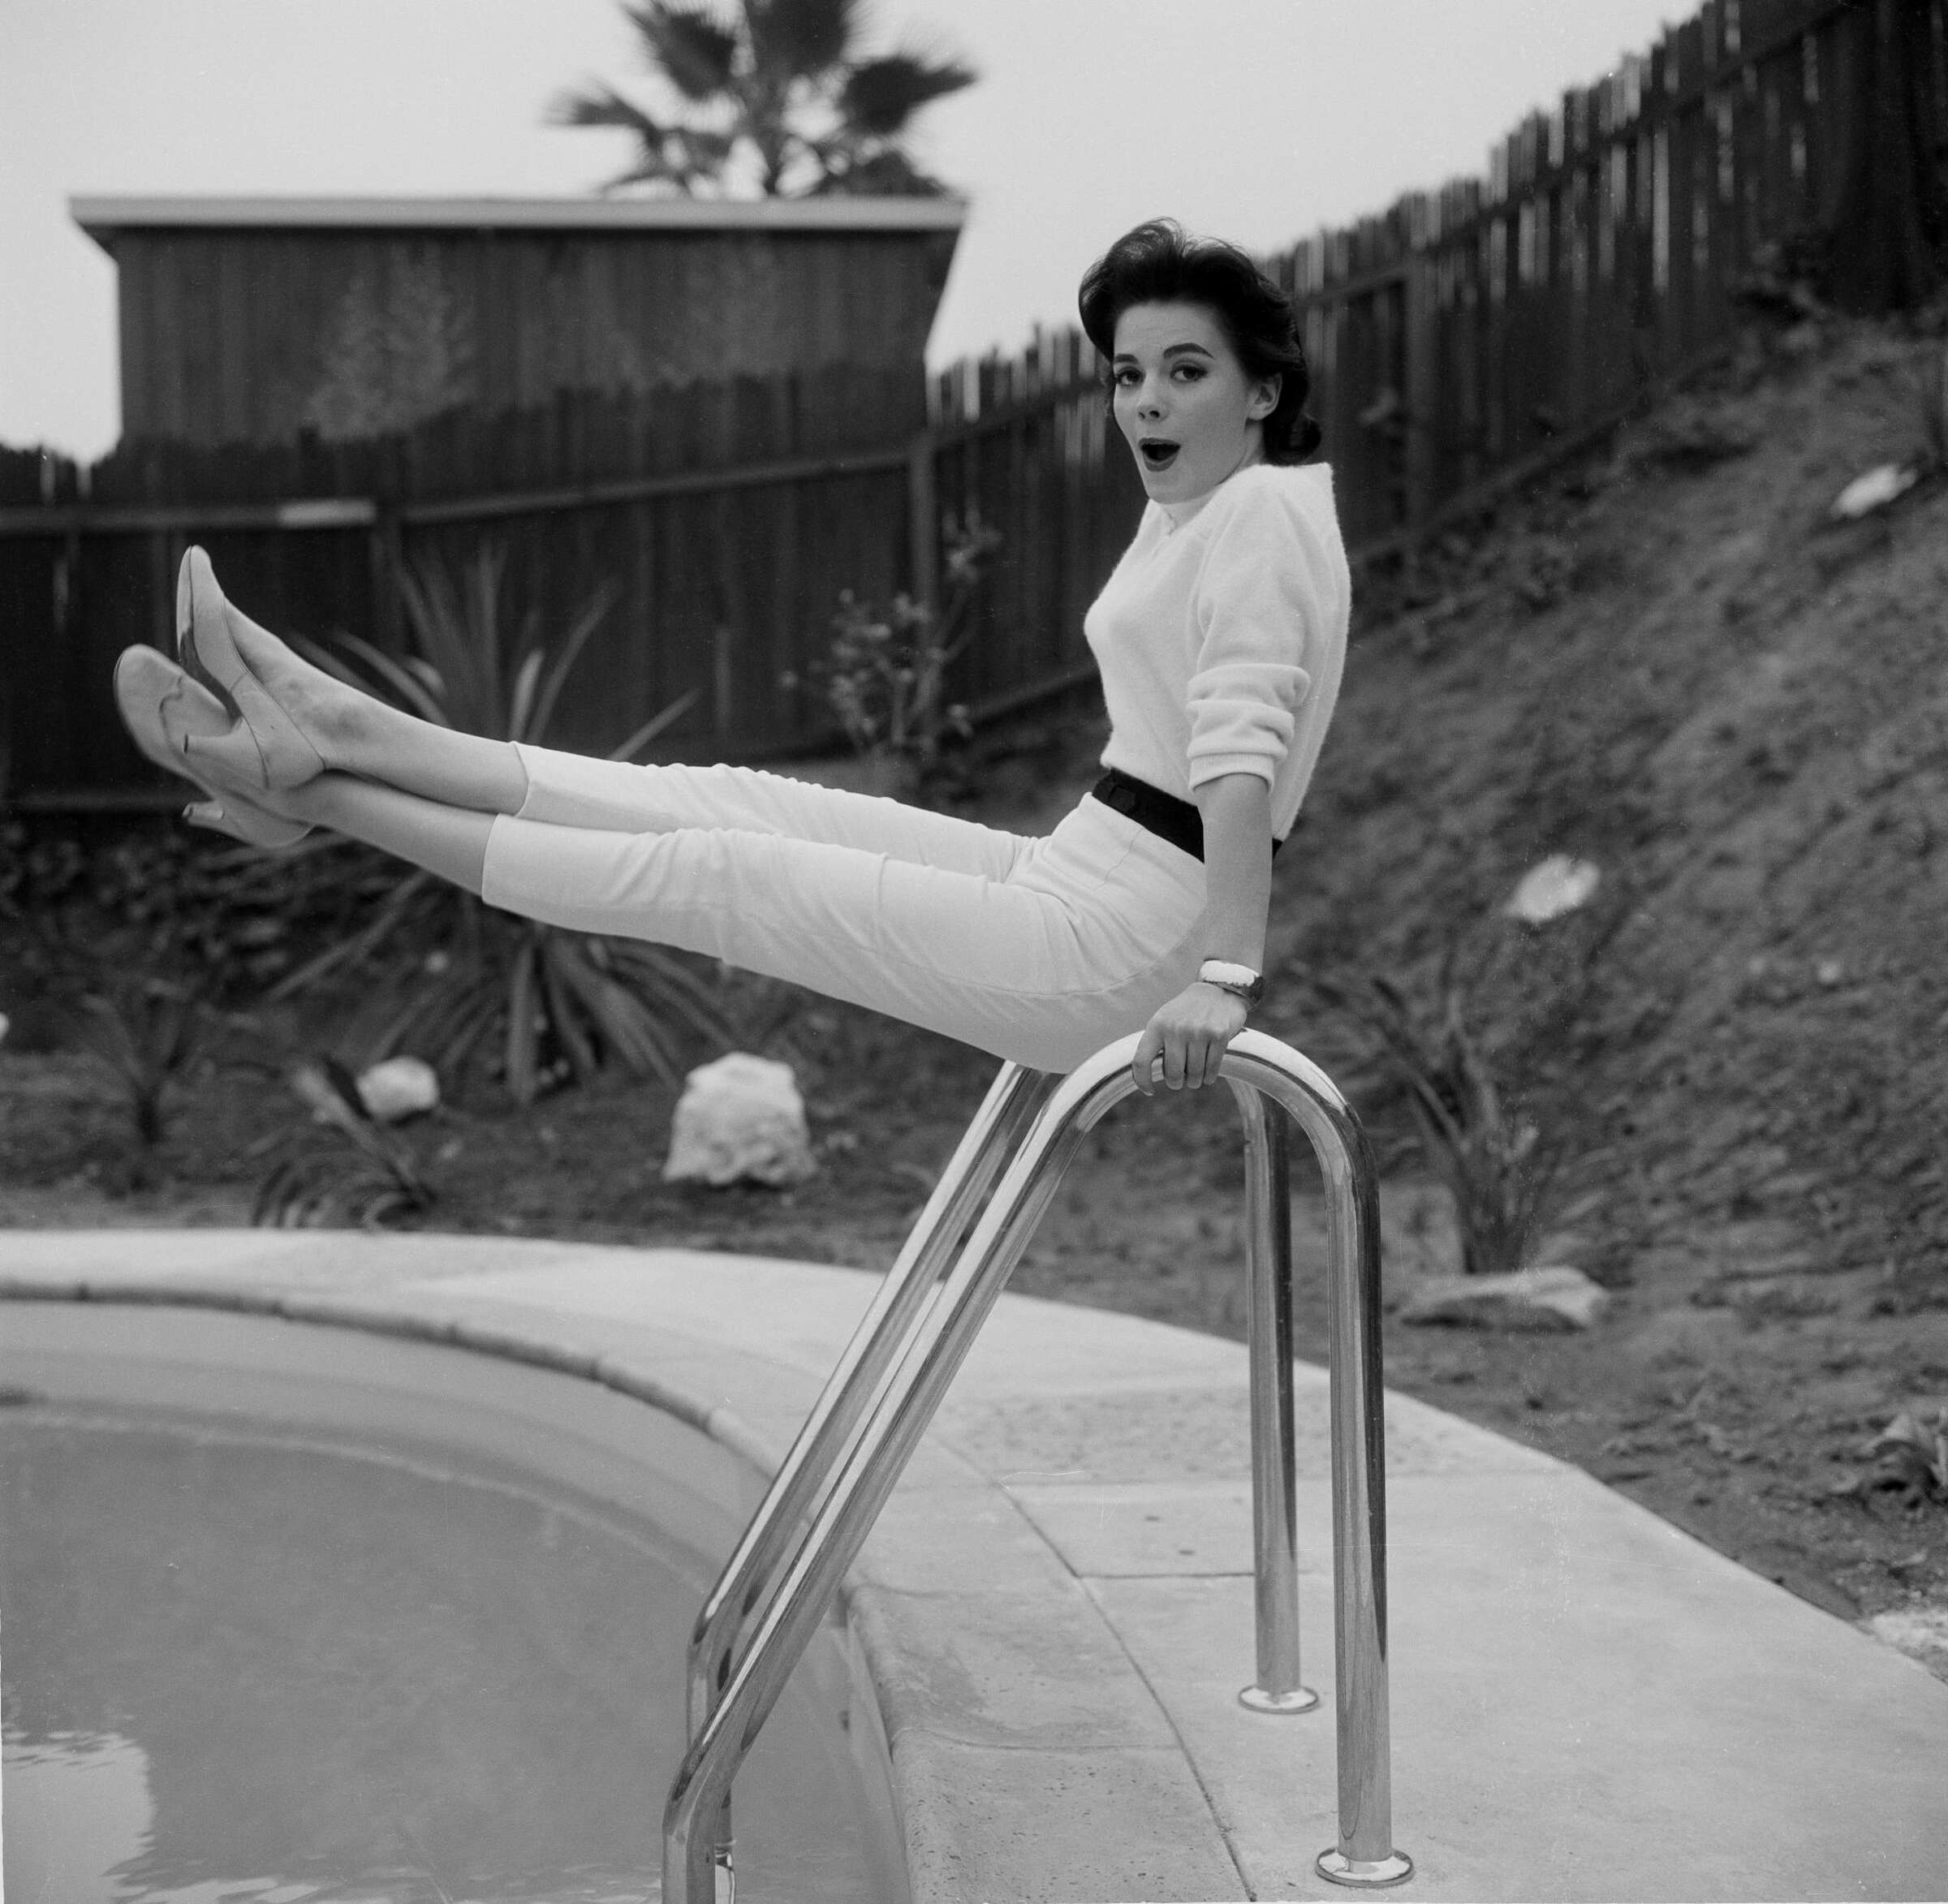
[[1239, 1682, 1321, 1714], [1316, 1848, 1415, 1889]]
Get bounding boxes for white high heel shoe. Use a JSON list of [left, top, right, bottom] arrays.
[[174, 546, 328, 792], [113, 644, 312, 851]]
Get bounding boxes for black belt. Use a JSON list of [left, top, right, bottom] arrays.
[[1089, 767, 1284, 861]]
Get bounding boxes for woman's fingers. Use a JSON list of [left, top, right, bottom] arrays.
[[1183, 1035, 1213, 1091], [1137, 988, 1247, 1095]]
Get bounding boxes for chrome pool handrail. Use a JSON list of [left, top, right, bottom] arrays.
[[666, 1028, 1414, 1900], [682, 1058, 1056, 1879]]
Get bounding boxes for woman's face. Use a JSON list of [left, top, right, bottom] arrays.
[[1110, 300, 1279, 506]]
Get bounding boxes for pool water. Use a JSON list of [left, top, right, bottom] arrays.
[[2, 1400, 903, 1904]]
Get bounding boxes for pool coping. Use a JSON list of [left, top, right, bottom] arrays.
[[4, 1229, 1947, 1902]]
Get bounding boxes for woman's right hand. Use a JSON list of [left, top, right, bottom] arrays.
[[1131, 980, 1249, 1096]]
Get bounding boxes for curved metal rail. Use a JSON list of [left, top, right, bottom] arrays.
[[666, 1029, 1415, 1899]]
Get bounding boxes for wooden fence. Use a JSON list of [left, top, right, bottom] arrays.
[[0, 372, 925, 804], [3, 0, 1942, 809]]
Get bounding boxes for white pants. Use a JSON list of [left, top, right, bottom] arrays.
[[479, 743, 1211, 1072]]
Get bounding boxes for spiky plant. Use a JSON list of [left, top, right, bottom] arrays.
[[271, 545, 730, 1105], [549, 0, 976, 197], [1309, 967, 1557, 1278], [64, 971, 219, 1149], [254, 1057, 434, 1229]]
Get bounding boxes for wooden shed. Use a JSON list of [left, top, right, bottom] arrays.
[[72, 195, 964, 460]]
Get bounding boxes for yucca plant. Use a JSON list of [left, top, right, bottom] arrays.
[[63, 969, 222, 1148], [269, 545, 730, 1104], [254, 1056, 433, 1229], [1308, 966, 1556, 1278]]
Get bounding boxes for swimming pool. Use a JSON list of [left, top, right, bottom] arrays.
[[0, 1301, 908, 1904]]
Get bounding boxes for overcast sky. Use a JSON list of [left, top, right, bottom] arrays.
[[2, 0, 1682, 461]]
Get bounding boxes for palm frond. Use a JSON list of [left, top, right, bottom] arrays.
[[546, 82, 670, 138], [507, 647, 547, 747], [837, 49, 976, 137], [666, 125, 739, 176], [625, 2, 740, 100], [537, 937, 602, 1083], [67, 976, 218, 1148], [268, 867, 437, 999], [524, 580, 618, 745], [598, 938, 738, 1044], [1308, 968, 1553, 1277], [808, 147, 946, 197], [607, 685, 702, 761], [601, 151, 706, 195], [505, 936, 542, 1104], [291, 630, 380, 692], [412, 980, 507, 1082], [557, 951, 686, 1084], [256, 1058, 433, 1229], [313, 630, 454, 727], [743, 0, 858, 80]]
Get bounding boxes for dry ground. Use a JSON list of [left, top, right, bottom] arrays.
[[4, 308, 1946, 1675]]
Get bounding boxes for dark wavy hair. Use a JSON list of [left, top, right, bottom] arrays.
[[1077, 219, 1323, 463]]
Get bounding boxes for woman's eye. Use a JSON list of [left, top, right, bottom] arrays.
[[1173, 364, 1205, 383], [1114, 368, 1140, 388]]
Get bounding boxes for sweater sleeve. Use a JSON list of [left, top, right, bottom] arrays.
[[1184, 476, 1326, 790], [1182, 476, 1329, 789]]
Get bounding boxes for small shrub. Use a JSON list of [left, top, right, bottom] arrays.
[[1308, 967, 1557, 1278], [254, 1057, 434, 1229], [59, 962, 228, 1149], [789, 509, 1002, 793]]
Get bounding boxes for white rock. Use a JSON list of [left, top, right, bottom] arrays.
[[356, 1055, 441, 1122], [1399, 1264, 1611, 1333], [1505, 854, 1601, 924], [1829, 463, 1917, 520], [664, 1052, 816, 1188], [1864, 1604, 1948, 1680]]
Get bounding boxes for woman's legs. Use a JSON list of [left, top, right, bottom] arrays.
[[167, 653, 1204, 1067], [196, 571, 996, 867], [209, 610, 532, 815], [475, 799, 1203, 1070], [160, 561, 1208, 1066], [290, 773, 498, 894], [506, 745, 1028, 872]]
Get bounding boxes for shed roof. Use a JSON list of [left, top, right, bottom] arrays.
[[71, 193, 968, 253]]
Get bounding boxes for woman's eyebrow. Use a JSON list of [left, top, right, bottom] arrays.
[[1112, 341, 1216, 364]]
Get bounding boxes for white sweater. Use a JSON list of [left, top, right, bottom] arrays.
[[1084, 461, 1349, 842]]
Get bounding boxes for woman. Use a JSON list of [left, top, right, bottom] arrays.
[[114, 220, 1349, 1094]]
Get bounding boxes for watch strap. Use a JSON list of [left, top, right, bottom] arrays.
[[1198, 958, 1263, 1005]]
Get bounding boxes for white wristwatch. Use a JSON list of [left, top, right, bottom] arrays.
[[1198, 959, 1263, 1006]]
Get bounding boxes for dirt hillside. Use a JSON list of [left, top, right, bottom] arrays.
[[1278, 317, 1947, 1299]]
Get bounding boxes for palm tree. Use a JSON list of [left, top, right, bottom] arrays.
[[549, 0, 976, 197]]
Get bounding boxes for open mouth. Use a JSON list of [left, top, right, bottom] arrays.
[[1139, 438, 1179, 472]]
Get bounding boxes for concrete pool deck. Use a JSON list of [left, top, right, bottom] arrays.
[[3, 1228, 1945, 1903]]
